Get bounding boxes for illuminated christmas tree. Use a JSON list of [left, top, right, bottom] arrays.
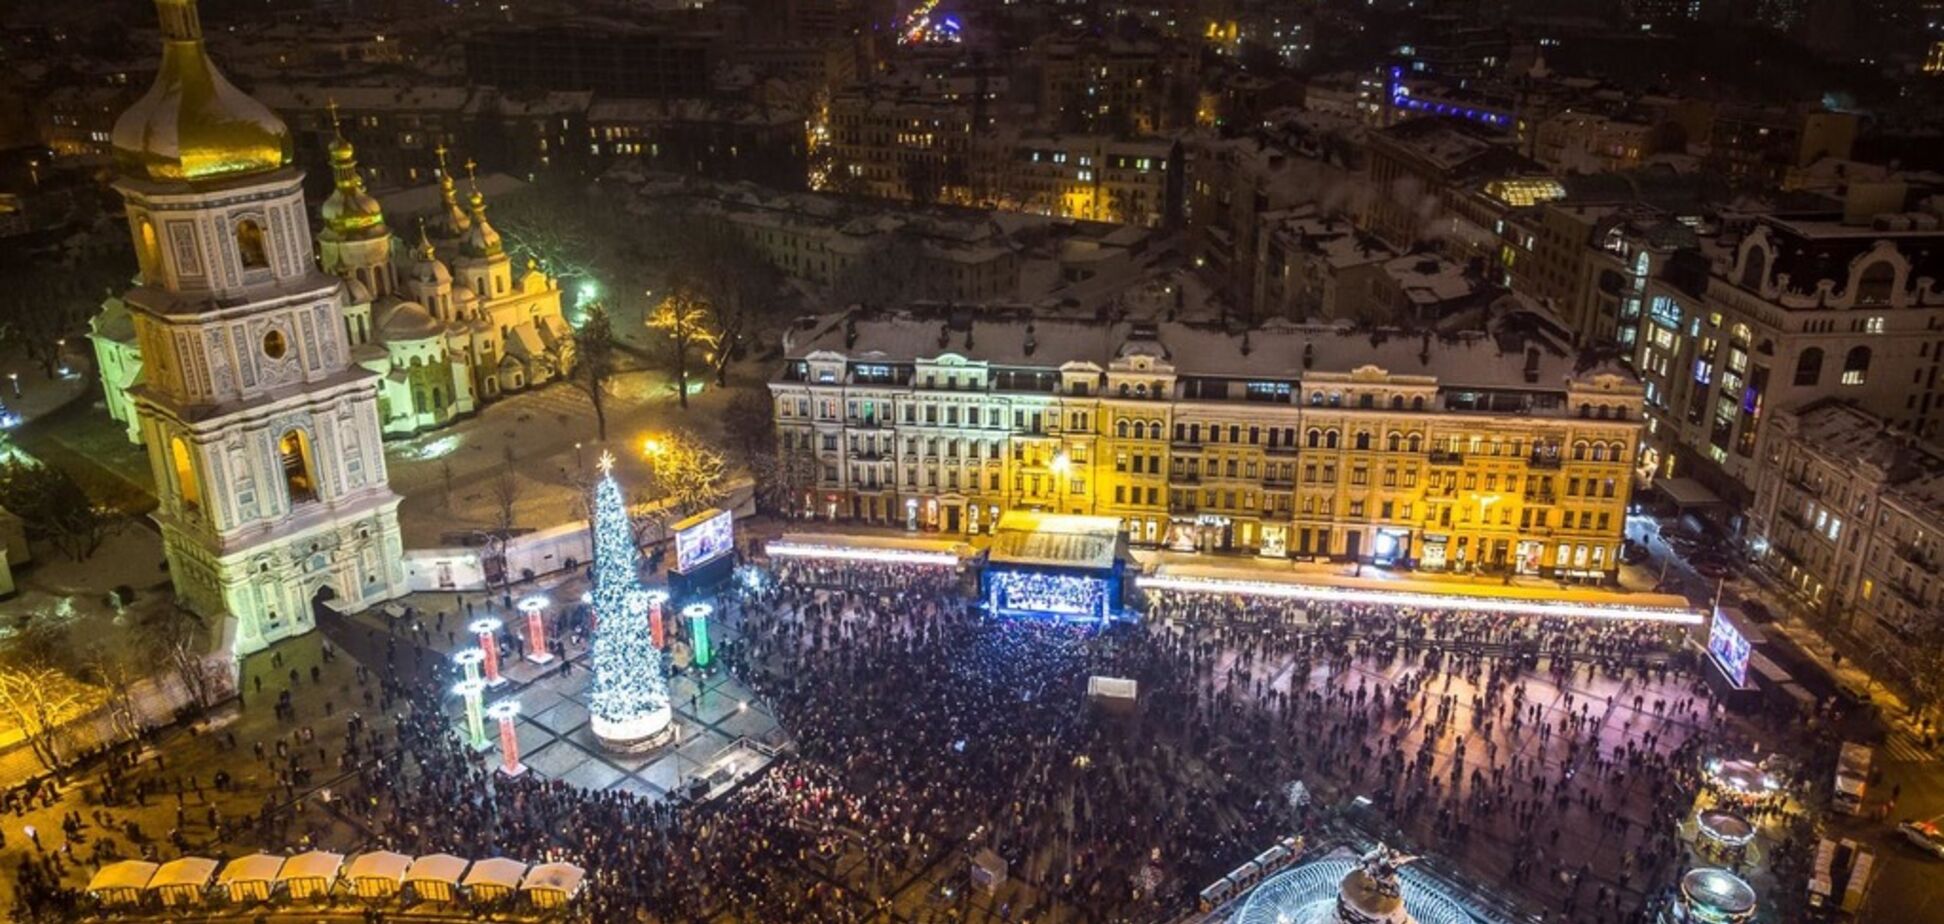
[[586, 452, 674, 752]]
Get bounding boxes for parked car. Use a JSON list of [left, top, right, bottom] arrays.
[[1897, 820, 1944, 859]]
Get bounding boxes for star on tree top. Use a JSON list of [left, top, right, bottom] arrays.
[[597, 450, 617, 475]]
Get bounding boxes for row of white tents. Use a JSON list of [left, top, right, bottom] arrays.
[[86, 851, 586, 909]]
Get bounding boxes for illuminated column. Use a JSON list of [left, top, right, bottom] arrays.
[[453, 648, 484, 686], [471, 618, 505, 685], [645, 590, 669, 649], [487, 699, 525, 776], [683, 603, 713, 668], [454, 679, 489, 750], [518, 595, 554, 664]]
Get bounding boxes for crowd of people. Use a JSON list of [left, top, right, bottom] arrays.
[[19, 555, 1829, 923]]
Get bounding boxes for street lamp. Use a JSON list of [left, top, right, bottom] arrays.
[[1051, 452, 1071, 514]]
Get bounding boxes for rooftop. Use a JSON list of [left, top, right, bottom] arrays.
[[1790, 400, 1944, 524]]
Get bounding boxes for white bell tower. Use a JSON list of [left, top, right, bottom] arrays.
[[111, 0, 406, 653]]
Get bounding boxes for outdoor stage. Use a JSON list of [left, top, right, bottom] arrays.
[[981, 512, 1130, 622]]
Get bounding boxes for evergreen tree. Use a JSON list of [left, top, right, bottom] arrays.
[[586, 453, 671, 735]]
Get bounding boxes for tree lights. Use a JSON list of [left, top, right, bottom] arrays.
[[586, 452, 675, 753]]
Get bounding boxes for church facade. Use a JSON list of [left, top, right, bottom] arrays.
[[95, 98, 576, 443], [103, 0, 407, 653]]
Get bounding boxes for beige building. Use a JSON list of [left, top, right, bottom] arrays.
[[771, 311, 1642, 578], [1632, 201, 1944, 513], [1750, 401, 1944, 682]]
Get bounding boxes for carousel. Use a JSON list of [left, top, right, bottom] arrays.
[[1232, 845, 1473, 924]]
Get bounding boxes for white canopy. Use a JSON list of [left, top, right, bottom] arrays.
[[276, 850, 344, 885], [345, 851, 411, 884], [148, 857, 219, 891], [521, 862, 586, 897], [88, 860, 159, 894], [403, 853, 469, 886], [217, 854, 284, 885], [462, 857, 527, 890]]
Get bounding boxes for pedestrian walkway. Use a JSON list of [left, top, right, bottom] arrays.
[[1880, 733, 1939, 765]]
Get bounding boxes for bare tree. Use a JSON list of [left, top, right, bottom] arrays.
[[0, 623, 100, 772], [750, 444, 819, 519], [646, 290, 722, 410], [484, 447, 523, 597], [666, 217, 781, 386], [573, 300, 619, 440], [0, 458, 130, 561], [73, 615, 147, 744], [145, 605, 223, 711]]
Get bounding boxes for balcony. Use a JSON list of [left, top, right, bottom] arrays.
[[1265, 444, 1300, 456], [1524, 491, 1557, 505], [1783, 472, 1820, 497], [1170, 439, 1203, 452], [1168, 471, 1203, 485], [1777, 507, 1807, 530], [1896, 544, 1935, 570], [1527, 453, 1562, 470], [1429, 450, 1465, 466], [1264, 476, 1296, 489], [848, 416, 889, 429]]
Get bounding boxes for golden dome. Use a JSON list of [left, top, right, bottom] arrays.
[[319, 116, 386, 239], [113, 0, 292, 184]]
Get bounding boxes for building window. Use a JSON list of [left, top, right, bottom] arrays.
[[1794, 347, 1823, 387], [237, 219, 269, 270], [170, 437, 200, 511], [278, 429, 317, 505], [1841, 346, 1870, 386]]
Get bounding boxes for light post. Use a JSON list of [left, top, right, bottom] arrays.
[[6, 373, 17, 398], [470, 618, 506, 685], [1051, 451, 1071, 514], [645, 589, 670, 649], [683, 602, 713, 668], [486, 699, 525, 776], [518, 595, 553, 664], [453, 648, 484, 686], [454, 679, 489, 750], [575, 442, 585, 478]]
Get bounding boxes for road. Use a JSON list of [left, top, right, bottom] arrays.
[[1625, 513, 1944, 919]]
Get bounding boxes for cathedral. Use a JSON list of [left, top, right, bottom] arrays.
[[92, 0, 418, 653], [94, 81, 576, 444]]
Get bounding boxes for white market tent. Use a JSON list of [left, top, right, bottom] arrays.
[[462, 857, 528, 901], [345, 851, 412, 899], [404, 853, 470, 903], [217, 853, 283, 902], [87, 860, 158, 907], [520, 862, 587, 907], [277, 850, 344, 900], [148, 857, 219, 907]]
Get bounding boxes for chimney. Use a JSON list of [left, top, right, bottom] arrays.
[[844, 316, 858, 348], [938, 323, 951, 349], [1302, 342, 1314, 369], [1024, 322, 1038, 357]]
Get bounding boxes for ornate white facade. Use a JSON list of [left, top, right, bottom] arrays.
[[109, 0, 405, 653]]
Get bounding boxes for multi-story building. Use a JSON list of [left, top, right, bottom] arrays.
[[977, 134, 1183, 229], [38, 86, 134, 162], [771, 310, 1643, 579], [588, 98, 807, 190], [463, 22, 718, 99], [1031, 36, 1198, 135], [1632, 198, 1944, 517], [1187, 128, 1363, 316], [827, 84, 987, 203], [100, 0, 405, 652], [1749, 400, 1944, 680], [1362, 118, 1542, 253], [1253, 207, 1396, 321]]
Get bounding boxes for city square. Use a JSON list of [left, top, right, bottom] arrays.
[[3, 0, 1944, 921]]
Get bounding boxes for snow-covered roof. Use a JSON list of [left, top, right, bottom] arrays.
[[463, 858, 528, 890], [784, 312, 1628, 398], [149, 857, 219, 891], [521, 862, 587, 896], [217, 854, 283, 884], [345, 851, 412, 884], [88, 861, 159, 894], [989, 512, 1122, 572], [277, 851, 344, 884], [404, 854, 470, 885]]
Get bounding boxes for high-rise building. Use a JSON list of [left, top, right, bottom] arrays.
[[105, 0, 405, 653]]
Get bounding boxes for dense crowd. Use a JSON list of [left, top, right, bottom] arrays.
[[23, 557, 1815, 923]]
